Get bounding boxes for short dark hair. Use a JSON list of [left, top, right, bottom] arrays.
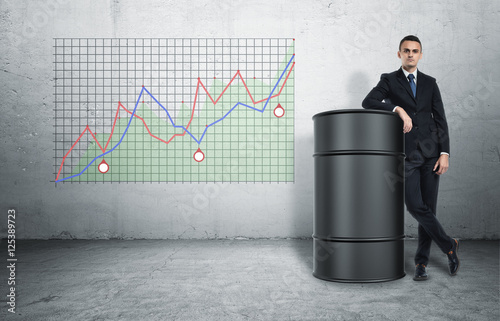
[[399, 35, 422, 51]]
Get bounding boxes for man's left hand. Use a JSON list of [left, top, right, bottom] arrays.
[[433, 154, 449, 175]]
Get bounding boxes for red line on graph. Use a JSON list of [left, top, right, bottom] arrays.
[[198, 62, 295, 106], [55, 125, 103, 181], [55, 64, 294, 181], [103, 102, 122, 152]]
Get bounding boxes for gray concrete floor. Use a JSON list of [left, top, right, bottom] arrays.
[[0, 239, 498, 321]]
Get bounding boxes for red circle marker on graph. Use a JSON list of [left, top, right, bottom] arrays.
[[98, 159, 109, 173], [193, 148, 205, 162], [274, 104, 285, 118]]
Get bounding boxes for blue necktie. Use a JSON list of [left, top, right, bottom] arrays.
[[408, 74, 416, 97]]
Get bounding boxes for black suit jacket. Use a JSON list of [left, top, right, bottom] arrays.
[[362, 68, 450, 158]]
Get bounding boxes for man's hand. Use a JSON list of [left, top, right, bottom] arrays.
[[433, 154, 449, 175], [395, 106, 413, 133]]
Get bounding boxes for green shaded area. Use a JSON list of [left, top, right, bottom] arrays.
[[67, 49, 294, 182]]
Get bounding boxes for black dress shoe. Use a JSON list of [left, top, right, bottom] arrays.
[[413, 264, 428, 281], [447, 238, 460, 276]]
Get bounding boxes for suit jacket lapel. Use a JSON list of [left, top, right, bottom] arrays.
[[396, 68, 416, 103]]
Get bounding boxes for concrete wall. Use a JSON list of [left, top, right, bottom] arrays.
[[0, 0, 498, 239]]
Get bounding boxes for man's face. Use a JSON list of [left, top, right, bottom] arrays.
[[398, 40, 422, 72]]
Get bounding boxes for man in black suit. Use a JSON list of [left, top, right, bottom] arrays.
[[362, 35, 459, 281]]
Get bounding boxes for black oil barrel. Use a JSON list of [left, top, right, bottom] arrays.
[[312, 109, 406, 282]]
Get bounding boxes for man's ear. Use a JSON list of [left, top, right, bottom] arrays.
[[397, 51, 401, 59]]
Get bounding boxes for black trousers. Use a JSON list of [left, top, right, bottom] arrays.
[[404, 149, 453, 265]]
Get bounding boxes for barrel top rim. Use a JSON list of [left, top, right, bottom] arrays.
[[312, 109, 399, 120]]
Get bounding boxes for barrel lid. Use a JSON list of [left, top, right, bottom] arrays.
[[312, 109, 398, 120]]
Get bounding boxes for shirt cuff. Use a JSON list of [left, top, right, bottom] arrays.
[[440, 152, 449, 156], [392, 106, 399, 112]]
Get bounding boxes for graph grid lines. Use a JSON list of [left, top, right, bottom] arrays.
[[53, 38, 295, 183]]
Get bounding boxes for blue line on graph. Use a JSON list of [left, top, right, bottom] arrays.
[[56, 54, 294, 182], [57, 87, 146, 182]]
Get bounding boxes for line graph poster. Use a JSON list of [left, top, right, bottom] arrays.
[[53, 38, 295, 183]]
